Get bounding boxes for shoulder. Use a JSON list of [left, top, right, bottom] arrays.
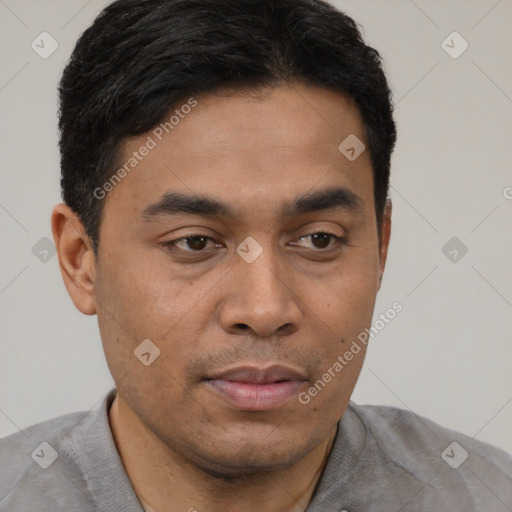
[[351, 402, 512, 468], [0, 390, 121, 512], [347, 402, 512, 508], [0, 410, 95, 510]]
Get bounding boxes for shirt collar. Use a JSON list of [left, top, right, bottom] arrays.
[[61, 388, 368, 512]]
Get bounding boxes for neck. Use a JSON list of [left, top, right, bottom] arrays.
[[109, 394, 337, 512]]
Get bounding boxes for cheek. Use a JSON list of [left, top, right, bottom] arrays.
[[96, 247, 208, 337], [299, 246, 379, 397], [94, 249, 217, 386], [309, 254, 379, 336], [301, 275, 372, 417]]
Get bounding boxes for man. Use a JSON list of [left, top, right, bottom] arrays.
[[1, 0, 511, 510]]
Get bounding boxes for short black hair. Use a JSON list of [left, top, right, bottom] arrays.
[[58, 0, 396, 254]]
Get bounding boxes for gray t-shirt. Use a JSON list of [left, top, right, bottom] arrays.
[[1, 387, 511, 511]]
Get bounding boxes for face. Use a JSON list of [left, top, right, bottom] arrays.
[[72, 83, 390, 475]]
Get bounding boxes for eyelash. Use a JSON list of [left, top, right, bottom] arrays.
[[164, 230, 347, 254]]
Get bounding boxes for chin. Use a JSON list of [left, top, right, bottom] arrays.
[[191, 444, 306, 480], [179, 425, 321, 479]]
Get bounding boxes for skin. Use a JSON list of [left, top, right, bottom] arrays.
[[52, 82, 391, 512]]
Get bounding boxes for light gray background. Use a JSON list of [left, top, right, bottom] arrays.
[[1, 0, 511, 454]]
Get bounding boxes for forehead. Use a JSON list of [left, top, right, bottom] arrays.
[[156, 84, 366, 161], [103, 83, 374, 224]]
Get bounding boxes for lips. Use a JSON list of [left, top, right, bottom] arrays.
[[207, 365, 307, 383], [205, 365, 307, 411]]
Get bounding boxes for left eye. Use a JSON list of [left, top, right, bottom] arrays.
[[294, 232, 345, 250]]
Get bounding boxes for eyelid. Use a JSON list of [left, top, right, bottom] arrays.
[[290, 230, 346, 249], [165, 229, 346, 254], [165, 233, 221, 251], [298, 228, 340, 239]]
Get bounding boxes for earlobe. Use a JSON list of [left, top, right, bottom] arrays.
[[378, 199, 392, 290], [51, 203, 97, 315]]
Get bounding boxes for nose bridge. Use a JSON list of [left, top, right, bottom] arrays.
[[220, 236, 302, 336], [242, 244, 285, 305]]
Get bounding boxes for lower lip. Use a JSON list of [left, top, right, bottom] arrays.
[[206, 380, 305, 411]]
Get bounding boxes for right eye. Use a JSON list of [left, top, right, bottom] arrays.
[[165, 234, 221, 252]]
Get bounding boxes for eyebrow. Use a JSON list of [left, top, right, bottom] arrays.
[[141, 186, 364, 221]]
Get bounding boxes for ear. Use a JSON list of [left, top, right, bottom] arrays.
[[377, 199, 392, 290], [51, 203, 97, 315]]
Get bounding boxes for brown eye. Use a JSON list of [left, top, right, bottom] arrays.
[[184, 235, 208, 251], [296, 232, 344, 250], [310, 233, 332, 249], [167, 234, 217, 252]]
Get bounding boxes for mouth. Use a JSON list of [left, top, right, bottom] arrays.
[[204, 365, 307, 411]]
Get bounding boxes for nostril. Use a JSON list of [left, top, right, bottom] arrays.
[[235, 323, 249, 330]]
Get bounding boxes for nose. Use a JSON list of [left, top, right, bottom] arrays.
[[219, 244, 303, 338]]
